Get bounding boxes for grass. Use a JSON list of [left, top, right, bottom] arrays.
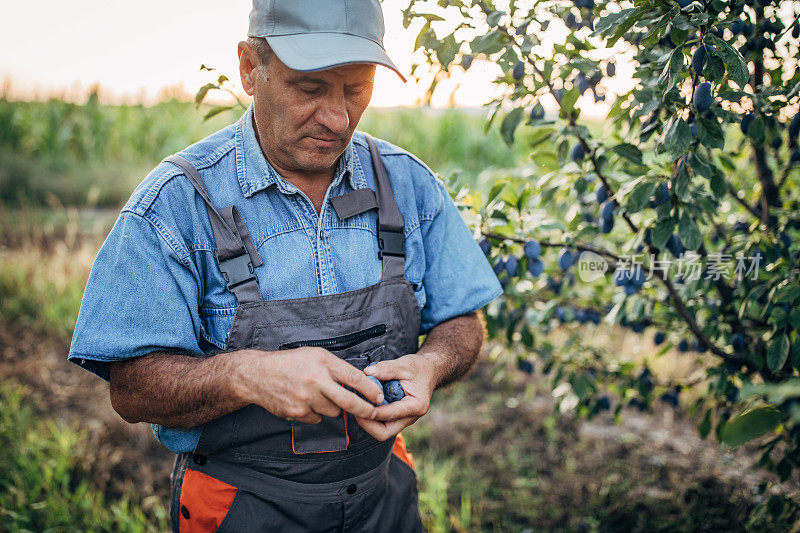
[[0, 381, 166, 532]]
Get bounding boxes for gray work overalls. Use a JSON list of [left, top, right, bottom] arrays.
[[162, 136, 424, 532]]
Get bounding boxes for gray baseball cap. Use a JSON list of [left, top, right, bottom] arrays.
[[248, 0, 406, 82]]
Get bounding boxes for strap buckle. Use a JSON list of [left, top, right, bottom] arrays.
[[377, 227, 405, 259], [216, 253, 256, 291]]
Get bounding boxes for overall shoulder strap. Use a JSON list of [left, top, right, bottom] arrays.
[[163, 155, 263, 304], [364, 136, 406, 281]]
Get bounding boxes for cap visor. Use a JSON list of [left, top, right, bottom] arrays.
[[266, 33, 406, 82]]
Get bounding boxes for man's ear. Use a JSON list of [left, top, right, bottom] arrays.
[[238, 41, 260, 96]]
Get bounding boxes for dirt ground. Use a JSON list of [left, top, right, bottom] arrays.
[[1, 322, 796, 532]]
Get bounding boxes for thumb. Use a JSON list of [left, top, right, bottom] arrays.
[[364, 357, 412, 380]]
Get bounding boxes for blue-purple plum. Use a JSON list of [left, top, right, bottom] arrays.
[[512, 61, 525, 80], [731, 333, 745, 352], [600, 200, 614, 221], [693, 82, 714, 111], [571, 143, 586, 162], [558, 248, 575, 271], [524, 239, 542, 259], [493, 258, 506, 276], [595, 183, 609, 203], [383, 379, 405, 403], [740, 113, 754, 135], [527, 258, 544, 277], [506, 255, 520, 277], [517, 359, 534, 374]]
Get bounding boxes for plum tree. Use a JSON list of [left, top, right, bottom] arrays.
[[404, 0, 800, 521]]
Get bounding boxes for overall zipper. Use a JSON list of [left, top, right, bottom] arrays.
[[278, 324, 387, 351]]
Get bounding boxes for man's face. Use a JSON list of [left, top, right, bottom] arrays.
[[240, 44, 375, 176]]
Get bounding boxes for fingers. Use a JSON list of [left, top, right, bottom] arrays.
[[291, 411, 323, 424], [328, 357, 385, 405], [319, 380, 379, 420], [372, 395, 425, 421], [355, 415, 418, 442], [363, 357, 414, 381]]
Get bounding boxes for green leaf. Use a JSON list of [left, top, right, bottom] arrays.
[[706, 33, 749, 88], [697, 114, 724, 150], [500, 107, 524, 146], [793, 342, 800, 370], [678, 212, 702, 250], [627, 181, 656, 213], [788, 308, 800, 330], [486, 182, 507, 205], [611, 143, 643, 164], [608, 8, 645, 46], [720, 406, 784, 447], [709, 173, 726, 198], [658, 47, 685, 92], [774, 285, 800, 304], [527, 126, 555, 149], [413, 12, 445, 22], [570, 373, 595, 400], [653, 218, 675, 249], [486, 10, 506, 27], [559, 87, 580, 117], [436, 34, 458, 69], [745, 115, 765, 145], [593, 8, 636, 36], [767, 334, 790, 373], [203, 105, 234, 121], [470, 31, 505, 55], [699, 409, 712, 439], [194, 83, 218, 106], [663, 116, 692, 156], [704, 55, 725, 82], [414, 21, 432, 51]]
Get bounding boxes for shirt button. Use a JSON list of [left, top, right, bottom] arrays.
[[180, 505, 191, 519], [346, 484, 357, 494], [192, 453, 206, 466]]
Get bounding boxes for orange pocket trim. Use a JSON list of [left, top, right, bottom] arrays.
[[392, 432, 415, 470], [179, 468, 238, 533]]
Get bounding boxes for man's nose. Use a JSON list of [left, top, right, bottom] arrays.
[[315, 91, 349, 135]]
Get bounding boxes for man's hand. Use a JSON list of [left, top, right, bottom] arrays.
[[109, 346, 384, 429], [354, 353, 438, 441], [235, 347, 384, 425], [353, 311, 486, 441]]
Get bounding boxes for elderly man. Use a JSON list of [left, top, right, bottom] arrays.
[[68, 0, 501, 531]]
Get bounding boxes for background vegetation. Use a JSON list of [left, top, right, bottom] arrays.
[[3, 0, 800, 525]]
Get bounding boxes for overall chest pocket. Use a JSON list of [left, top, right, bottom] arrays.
[[199, 306, 237, 351]]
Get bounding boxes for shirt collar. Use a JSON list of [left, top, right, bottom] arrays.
[[235, 104, 364, 198]]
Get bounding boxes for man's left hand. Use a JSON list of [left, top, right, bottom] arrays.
[[354, 353, 438, 441]]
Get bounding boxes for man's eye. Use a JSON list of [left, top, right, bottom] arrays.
[[299, 86, 321, 95], [346, 84, 369, 95]]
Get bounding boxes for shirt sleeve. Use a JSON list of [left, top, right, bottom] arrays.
[[68, 210, 202, 382], [419, 178, 503, 334]]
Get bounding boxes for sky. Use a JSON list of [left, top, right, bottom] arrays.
[[0, 0, 634, 115], [0, 0, 507, 107]]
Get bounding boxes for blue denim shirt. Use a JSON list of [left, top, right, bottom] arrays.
[[68, 104, 502, 453]]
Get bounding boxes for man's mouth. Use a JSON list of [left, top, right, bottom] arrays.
[[307, 135, 342, 148]]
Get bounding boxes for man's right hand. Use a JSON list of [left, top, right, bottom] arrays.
[[232, 347, 384, 425]]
